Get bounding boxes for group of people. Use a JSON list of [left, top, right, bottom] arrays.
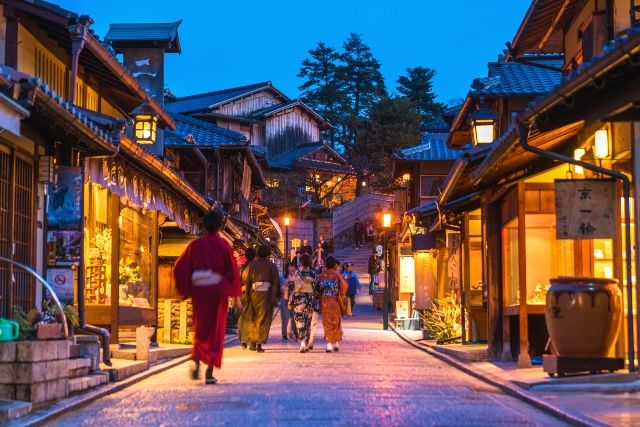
[[291, 235, 332, 270], [173, 211, 362, 384], [353, 217, 375, 249]]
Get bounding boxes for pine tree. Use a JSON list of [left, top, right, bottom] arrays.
[[297, 42, 344, 149], [338, 33, 387, 151], [396, 66, 444, 122], [353, 96, 421, 192]]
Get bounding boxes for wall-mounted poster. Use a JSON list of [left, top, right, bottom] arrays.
[[47, 166, 83, 229], [46, 268, 75, 305], [447, 232, 460, 290], [47, 230, 82, 266], [399, 256, 416, 293]]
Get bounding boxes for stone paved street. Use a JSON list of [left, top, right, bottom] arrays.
[[47, 296, 568, 426]]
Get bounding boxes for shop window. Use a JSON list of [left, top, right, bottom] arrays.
[[524, 213, 574, 304], [84, 183, 112, 305], [119, 205, 154, 308]]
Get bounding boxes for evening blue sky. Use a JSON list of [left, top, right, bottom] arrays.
[[57, 1, 530, 104]]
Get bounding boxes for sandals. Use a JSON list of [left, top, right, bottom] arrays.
[[205, 377, 218, 385]]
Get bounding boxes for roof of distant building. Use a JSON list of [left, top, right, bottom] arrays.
[[469, 56, 562, 97], [268, 142, 356, 174], [267, 143, 324, 169], [164, 82, 289, 114], [421, 117, 449, 133], [251, 99, 331, 128], [395, 135, 463, 161], [105, 21, 182, 52], [165, 113, 247, 147]]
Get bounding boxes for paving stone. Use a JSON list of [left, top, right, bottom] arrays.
[[46, 294, 567, 426], [0, 399, 31, 423]]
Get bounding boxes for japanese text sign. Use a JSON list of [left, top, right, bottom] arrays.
[[555, 179, 616, 240]]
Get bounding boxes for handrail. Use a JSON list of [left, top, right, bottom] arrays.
[[0, 256, 69, 338]]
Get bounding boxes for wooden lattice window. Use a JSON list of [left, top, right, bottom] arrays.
[[0, 145, 35, 317]]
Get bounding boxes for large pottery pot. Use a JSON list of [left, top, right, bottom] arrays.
[[545, 277, 621, 358]]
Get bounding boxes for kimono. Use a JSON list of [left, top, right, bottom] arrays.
[[289, 268, 317, 342], [243, 258, 280, 344], [173, 232, 241, 368], [237, 262, 252, 343], [317, 270, 347, 343]]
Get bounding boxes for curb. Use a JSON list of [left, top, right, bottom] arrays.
[[10, 335, 239, 427], [391, 328, 609, 427]]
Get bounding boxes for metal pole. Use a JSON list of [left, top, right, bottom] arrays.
[[285, 226, 289, 266], [383, 231, 389, 330]]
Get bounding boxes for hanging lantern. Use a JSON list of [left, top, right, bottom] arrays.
[[594, 129, 609, 159], [133, 102, 158, 144], [470, 106, 497, 146]]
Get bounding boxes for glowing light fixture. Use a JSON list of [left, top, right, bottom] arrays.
[[283, 216, 290, 227], [594, 129, 609, 159], [470, 106, 497, 145], [402, 173, 411, 182], [133, 102, 158, 145], [382, 213, 392, 228], [574, 148, 586, 175]]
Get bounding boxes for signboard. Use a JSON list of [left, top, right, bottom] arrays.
[[555, 179, 616, 240], [396, 300, 409, 319], [414, 252, 435, 309], [46, 268, 74, 304], [399, 256, 415, 293], [447, 232, 460, 290]]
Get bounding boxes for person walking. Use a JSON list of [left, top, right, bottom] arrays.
[[288, 254, 317, 353], [280, 263, 297, 340], [353, 218, 363, 248], [341, 262, 361, 315], [368, 250, 379, 295], [319, 234, 331, 255], [173, 210, 242, 385], [317, 256, 348, 352], [313, 242, 325, 270], [237, 247, 256, 349], [243, 245, 280, 352], [366, 221, 375, 247]]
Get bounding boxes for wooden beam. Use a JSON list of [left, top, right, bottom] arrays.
[[517, 182, 532, 368], [3, 5, 18, 68], [538, 0, 572, 51], [483, 194, 503, 360]]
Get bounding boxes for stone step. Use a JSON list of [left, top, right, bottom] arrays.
[[67, 372, 109, 395], [0, 399, 32, 423], [68, 357, 92, 379]]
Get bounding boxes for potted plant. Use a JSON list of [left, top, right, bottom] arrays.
[[422, 292, 462, 345]]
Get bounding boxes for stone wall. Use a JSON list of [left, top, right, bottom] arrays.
[[0, 340, 70, 408], [157, 298, 194, 344]]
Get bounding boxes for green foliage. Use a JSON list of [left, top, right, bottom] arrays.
[[353, 96, 421, 191], [396, 66, 445, 122], [12, 307, 36, 341], [422, 292, 462, 344]]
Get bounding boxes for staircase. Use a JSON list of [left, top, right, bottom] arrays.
[[333, 245, 374, 284]]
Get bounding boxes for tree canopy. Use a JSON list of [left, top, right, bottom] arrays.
[[396, 66, 444, 122]]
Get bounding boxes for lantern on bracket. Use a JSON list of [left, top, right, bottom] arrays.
[[470, 102, 497, 146], [132, 102, 158, 145]]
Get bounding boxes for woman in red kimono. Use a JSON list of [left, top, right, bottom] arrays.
[[174, 210, 242, 384]]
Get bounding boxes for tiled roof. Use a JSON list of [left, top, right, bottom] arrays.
[[469, 58, 562, 96], [395, 135, 463, 161], [267, 143, 323, 170], [421, 117, 449, 132], [164, 82, 287, 114], [165, 113, 247, 147], [296, 158, 356, 174], [105, 21, 182, 43]]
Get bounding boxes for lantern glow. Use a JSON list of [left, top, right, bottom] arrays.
[[594, 129, 609, 159]]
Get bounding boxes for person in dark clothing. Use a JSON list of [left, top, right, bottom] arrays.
[[291, 249, 301, 267], [300, 240, 313, 257], [238, 247, 256, 349], [353, 218, 364, 248], [319, 235, 331, 255], [368, 250, 379, 295]]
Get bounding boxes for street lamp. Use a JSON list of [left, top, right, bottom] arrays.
[[284, 216, 291, 265], [470, 106, 497, 146], [382, 212, 392, 330], [133, 102, 158, 145]]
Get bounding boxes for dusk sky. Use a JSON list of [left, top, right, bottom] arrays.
[[56, 1, 531, 104]]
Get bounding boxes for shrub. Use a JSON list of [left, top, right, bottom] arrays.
[[422, 291, 461, 344]]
